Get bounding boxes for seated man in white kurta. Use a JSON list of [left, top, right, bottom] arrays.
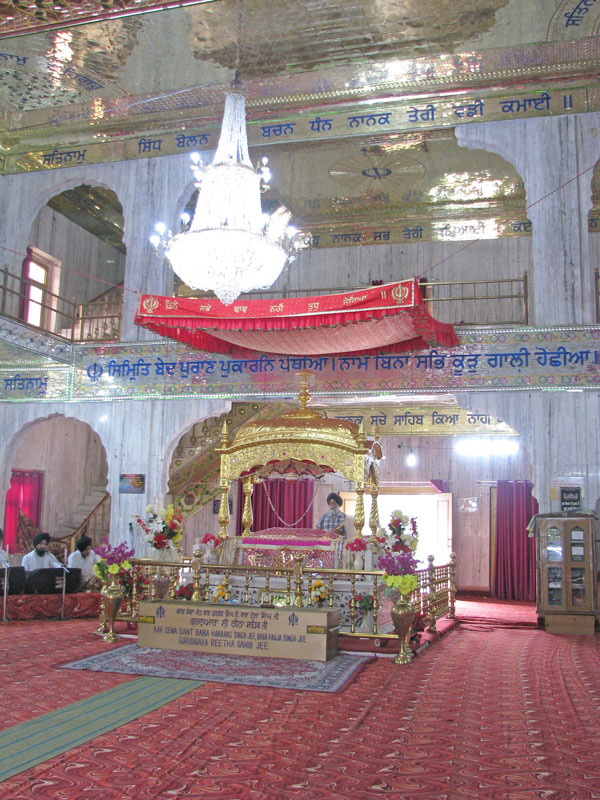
[[68, 535, 100, 589], [21, 532, 61, 572]]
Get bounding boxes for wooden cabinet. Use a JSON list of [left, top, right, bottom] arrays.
[[533, 512, 597, 634]]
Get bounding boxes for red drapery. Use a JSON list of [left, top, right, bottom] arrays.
[[4, 469, 43, 551], [493, 480, 538, 601], [236, 478, 314, 535], [134, 278, 458, 357]]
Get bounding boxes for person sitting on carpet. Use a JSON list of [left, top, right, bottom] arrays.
[[0, 529, 8, 568], [316, 493, 346, 535], [21, 532, 61, 572], [67, 535, 100, 590]]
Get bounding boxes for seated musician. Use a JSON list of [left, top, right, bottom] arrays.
[[67, 535, 100, 590], [21, 532, 61, 572], [316, 493, 346, 536]]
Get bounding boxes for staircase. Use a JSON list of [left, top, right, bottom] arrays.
[[60, 487, 110, 550]]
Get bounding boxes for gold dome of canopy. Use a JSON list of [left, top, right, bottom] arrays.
[[217, 379, 376, 483], [229, 406, 368, 456]]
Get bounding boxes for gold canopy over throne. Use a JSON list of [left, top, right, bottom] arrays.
[[215, 376, 382, 553]]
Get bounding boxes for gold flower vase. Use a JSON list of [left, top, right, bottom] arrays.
[[390, 596, 415, 665], [101, 572, 124, 643]]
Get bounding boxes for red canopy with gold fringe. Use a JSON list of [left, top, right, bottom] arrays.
[[134, 277, 457, 356]]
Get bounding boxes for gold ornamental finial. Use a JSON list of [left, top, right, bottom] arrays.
[[221, 417, 229, 447], [297, 371, 311, 409]]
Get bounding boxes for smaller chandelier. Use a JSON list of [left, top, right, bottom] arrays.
[[151, 89, 304, 305]]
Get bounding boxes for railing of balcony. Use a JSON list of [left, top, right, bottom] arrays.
[[1, 262, 528, 343], [0, 265, 123, 343], [176, 273, 530, 327], [419, 274, 529, 326]]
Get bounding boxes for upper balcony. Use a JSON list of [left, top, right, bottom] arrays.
[[0, 263, 530, 352]]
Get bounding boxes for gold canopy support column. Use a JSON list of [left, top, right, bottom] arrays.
[[241, 474, 254, 536], [368, 475, 380, 548], [355, 484, 365, 536], [218, 479, 230, 541]]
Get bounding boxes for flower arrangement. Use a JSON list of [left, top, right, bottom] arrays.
[[376, 509, 420, 596], [136, 501, 183, 551], [174, 583, 194, 601], [201, 533, 220, 548], [212, 583, 229, 603], [93, 538, 148, 597], [345, 537, 367, 552], [355, 593, 374, 614], [411, 609, 430, 638], [387, 509, 418, 553], [310, 578, 328, 606]]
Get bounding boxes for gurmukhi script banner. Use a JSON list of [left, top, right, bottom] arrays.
[[1, 327, 600, 402]]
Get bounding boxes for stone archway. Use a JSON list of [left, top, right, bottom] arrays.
[[4, 415, 109, 551], [27, 182, 126, 341]]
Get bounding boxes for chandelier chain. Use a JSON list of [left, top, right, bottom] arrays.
[[233, 0, 243, 86]]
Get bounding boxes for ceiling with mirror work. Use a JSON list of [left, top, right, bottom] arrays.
[[0, 0, 599, 247]]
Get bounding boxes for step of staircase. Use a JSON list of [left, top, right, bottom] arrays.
[[61, 487, 109, 538]]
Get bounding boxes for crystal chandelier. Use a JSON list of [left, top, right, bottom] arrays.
[[150, 6, 303, 306]]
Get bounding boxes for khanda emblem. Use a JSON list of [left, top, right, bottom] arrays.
[[86, 363, 103, 382], [391, 283, 410, 305], [142, 296, 160, 314]]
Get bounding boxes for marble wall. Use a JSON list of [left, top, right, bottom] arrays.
[[29, 204, 126, 306], [0, 112, 599, 589]]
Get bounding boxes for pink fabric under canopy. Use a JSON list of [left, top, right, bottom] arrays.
[[134, 278, 458, 356]]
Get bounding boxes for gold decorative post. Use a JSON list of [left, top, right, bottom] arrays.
[[292, 557, 304, 607], [449, 552, 457, 618], [427, 555, 438, 632], [131, 573, 140, 621], [372, 574, 379, 635], [192, 554, 203, 602], [223, 569, 231, 601], [241, 475, 253, 536], [168, 566, 178, 600]]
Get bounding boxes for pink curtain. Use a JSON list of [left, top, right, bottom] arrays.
[[493, 480, 538, 601], [4, 469, 43, 551], [236, 478, 313, 534]]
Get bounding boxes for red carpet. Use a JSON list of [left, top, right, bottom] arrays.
[[2, 608, 600, 799], [455, 596, 539, 630]]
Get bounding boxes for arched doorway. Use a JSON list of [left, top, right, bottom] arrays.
[[4, 416, 109, 553], [26, 183, 126, 341]]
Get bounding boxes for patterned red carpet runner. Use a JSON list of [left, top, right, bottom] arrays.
[[2, 605, 600, 799], [455, 596, 539, 630]]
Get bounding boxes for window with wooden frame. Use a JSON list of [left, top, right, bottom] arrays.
[[19, 246, 61, 332]]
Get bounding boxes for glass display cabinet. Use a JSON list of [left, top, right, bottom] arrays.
[[533, 512, 598, 634]]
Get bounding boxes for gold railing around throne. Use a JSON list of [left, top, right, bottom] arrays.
[[118, 553, 456, 638], [214, 379, 381, 543]]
